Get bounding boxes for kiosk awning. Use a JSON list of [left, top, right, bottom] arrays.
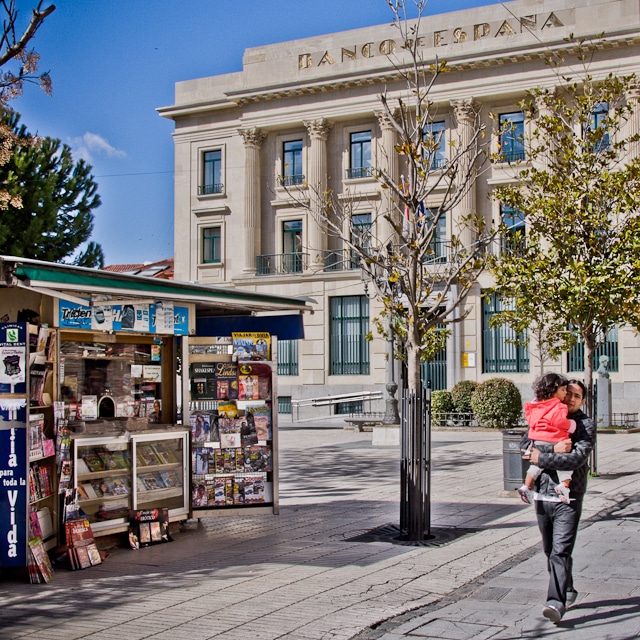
[[0, 256, 312, 317], [196, 313, 304, 340]]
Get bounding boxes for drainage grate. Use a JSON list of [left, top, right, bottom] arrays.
[[345, 523, 479, 547]]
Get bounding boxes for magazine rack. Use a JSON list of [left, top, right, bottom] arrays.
[[186, 335, 279, 518]]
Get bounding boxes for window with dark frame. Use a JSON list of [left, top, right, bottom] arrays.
[[500, 204, 525, 254], [202, 226, 221, 264], [281, 139, 304, 185], [423, 121, 446, 169], [498, 112, 525, 163], [482, 292, 529, 373], [330, 295, 370, 375], [348, 131, 372, 178], [200, 150, 223, 195]]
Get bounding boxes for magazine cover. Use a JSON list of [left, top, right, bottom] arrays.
[[232, 332, 270, 361], [238, 362, 272, 399], [190, 363, 217, 400], [214, 362, 238, 400], [240, 414, 259, 446], [193, 447, 211, 475], [192, 482, 207, 507], [129, 508, 171, 548], [247, 404, 272, 441]]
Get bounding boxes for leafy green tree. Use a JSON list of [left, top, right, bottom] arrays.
[[488, 40, 640, 402], [0, 111, 104, 267]]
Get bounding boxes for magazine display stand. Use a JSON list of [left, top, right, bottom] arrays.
[[72, 429, 189, 535], [0, 322, 58, 580], [186, 334, 279, 517]]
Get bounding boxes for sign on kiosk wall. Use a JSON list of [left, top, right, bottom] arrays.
[[0, 399, 27, 567], [58, 300, 190, 335]]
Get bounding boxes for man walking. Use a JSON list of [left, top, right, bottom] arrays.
[[520, 379, 596, 623]]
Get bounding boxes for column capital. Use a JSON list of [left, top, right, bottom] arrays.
[[451, 99, 478, 125], [239, 127, 266, 147], [626, 82, 640, 103], [303, 118, 333, 140], [375, 108, 401, 131]]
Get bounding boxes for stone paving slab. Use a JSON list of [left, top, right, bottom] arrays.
[[1, 428, 639, 640]]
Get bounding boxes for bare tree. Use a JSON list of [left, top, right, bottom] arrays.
[[295, 0, 495, 392], [0, 1, 55, 209]]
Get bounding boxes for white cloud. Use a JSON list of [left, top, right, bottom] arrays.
[[69, 132, 127, 162]]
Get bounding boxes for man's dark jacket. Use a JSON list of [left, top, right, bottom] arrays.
[[520, 409, 596, 501]]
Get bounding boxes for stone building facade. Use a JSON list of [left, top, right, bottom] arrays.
[[159, 0, 640, 418]]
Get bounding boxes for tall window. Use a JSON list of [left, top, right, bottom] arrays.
[[277, 339, 299, 376], [498, 112, 525, 162], [282, 220, 303, 273], [202, 226, 221, 264], [482, 292, 529, 373], [588, 102, 610, 151], [423, 208, 447, 263], [500, 204, 525, 254], [424, 121, 446, 169], [568, 328, 619, 372], [281, 139, 303, 185], [200, 150, 222, 195], [349, 213, 372, 268], [348, 131, 372, 178], [330, 296, 370, 375]]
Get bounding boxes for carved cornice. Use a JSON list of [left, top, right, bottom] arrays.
[[303, 118, 333, 140], [239, 127, 266, 147]]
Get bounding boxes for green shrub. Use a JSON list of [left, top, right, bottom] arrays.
[[470, 378, 522, 429], [451, 380, 479, 413], [431, 390, 454, 415]]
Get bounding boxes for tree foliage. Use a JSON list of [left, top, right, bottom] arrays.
[[0, 110, 104, 267], [488, 39, 640, 399]]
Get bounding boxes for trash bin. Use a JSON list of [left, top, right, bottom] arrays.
[[502, 429, 528, 491]]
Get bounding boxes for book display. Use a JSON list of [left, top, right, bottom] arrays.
[[187, 335, 279, 516], [72, 430, 189, 534]]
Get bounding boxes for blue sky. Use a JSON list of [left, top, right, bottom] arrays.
[[13, 0, 500, 267]]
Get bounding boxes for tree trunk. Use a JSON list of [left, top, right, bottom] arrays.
[[584, 336, 595, 417]]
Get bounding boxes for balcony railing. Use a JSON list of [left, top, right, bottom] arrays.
[[198, 183, 224, 195], [277, 174, 305, 187], [498, 149, 526, 163], [256, 252, 308, 276], [423, 240, 453, 264], [323, 249, 361, 272], [429, 157, 447, 170], [345, 166, 374, 179]]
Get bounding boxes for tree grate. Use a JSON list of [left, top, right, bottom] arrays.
[[344, 523, 479, 547]]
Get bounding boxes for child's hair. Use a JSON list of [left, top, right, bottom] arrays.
[[532, 372, 569, 400]]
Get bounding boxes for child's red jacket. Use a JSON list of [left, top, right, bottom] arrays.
[[524, 397, 576, 442]]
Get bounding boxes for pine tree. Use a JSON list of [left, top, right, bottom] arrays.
[[0, 111, 104, 267]]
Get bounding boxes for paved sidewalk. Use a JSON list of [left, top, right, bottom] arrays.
[[1, 426, 639, 640]]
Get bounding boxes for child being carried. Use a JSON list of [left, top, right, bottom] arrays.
[[519, 373, 576, 505]]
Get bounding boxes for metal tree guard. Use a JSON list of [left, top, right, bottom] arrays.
[[400, 387, 432, 541]]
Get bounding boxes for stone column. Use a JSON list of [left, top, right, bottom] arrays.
[[625, 85, 640, 161], [303, 118, 332, 269], [451, 99, 478, 249], [239, 128, 266, 274], [375, 109, 400, 245]]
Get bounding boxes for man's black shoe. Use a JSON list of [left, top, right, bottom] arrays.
[[542, 602, 565, 623]]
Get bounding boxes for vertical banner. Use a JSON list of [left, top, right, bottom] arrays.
[[0, 399, 28, 567]]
